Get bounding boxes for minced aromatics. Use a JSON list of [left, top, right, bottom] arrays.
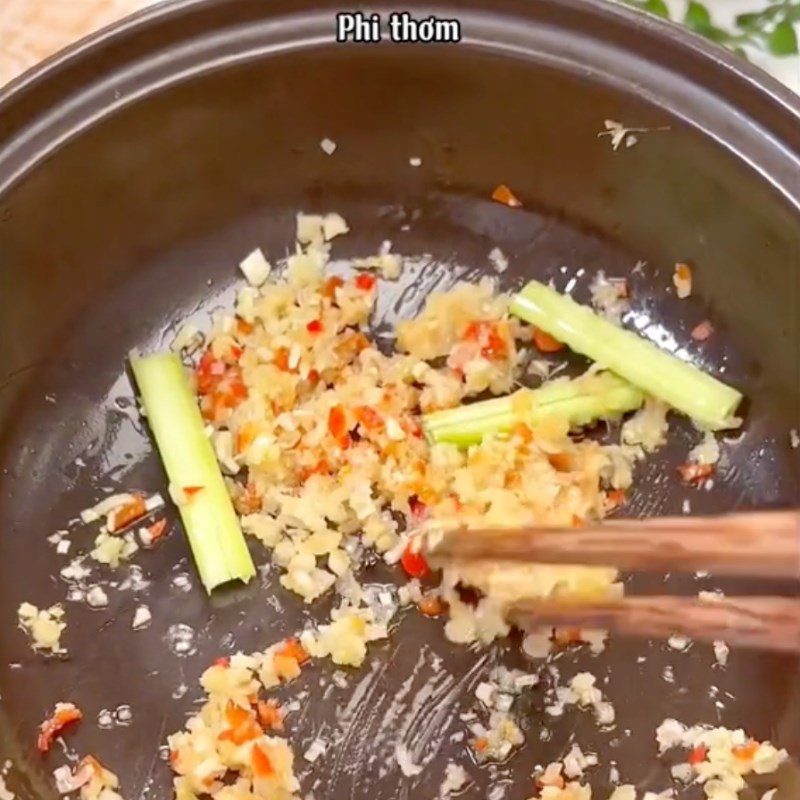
[[161, 213, 646, 798], [17, 211, 787, 800]]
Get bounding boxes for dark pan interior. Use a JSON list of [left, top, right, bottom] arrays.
[[0, 2, 798, 799]]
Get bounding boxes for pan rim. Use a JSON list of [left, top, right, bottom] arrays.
[[0, 0, 799, 213], [0, 0, 799, 131]]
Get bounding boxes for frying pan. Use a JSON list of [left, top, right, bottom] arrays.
[[0, 1, 798, 798]]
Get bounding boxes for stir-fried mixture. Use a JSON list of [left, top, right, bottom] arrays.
[[14, 211, 788, 800]]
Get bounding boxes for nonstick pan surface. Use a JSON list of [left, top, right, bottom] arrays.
[[0, 2, 799, 799]]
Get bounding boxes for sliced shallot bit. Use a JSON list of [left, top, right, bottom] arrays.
[[146, 518, 169, 543], [37, 702, 83, 753], [677, 462, 714, 484], [491, 184, 522, 208], [553, 627, 584, 646], [256, 699, 285, 731], [536, 763, 565, 789], [609, 277, 629, 298], [53, 760, 93, 794], [107, 494, 147, 532], [418, 595, 444, 617], [673, 262, 693, 299], [547, 452, 573, 472], [691, 320, 714, 341], [323, 275, 344, 301]]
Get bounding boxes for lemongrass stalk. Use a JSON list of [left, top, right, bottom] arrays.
[[130, 351, 255, 593], [424, 372, 644, 446], [510, 281, 742, 429]]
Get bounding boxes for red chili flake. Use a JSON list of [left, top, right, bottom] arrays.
[[491, 184, 522, 208], [328, 405, 348, 442], [196, 350, 227, 394], [213, 656, 230, 668], [306, 369, 320, 386], [355, 405, 383, 431], [228, 374, 248, 401], [677, 463, 714, 484], [273, 347, 291, 371], [462, 320, 508, 359], [37, 703, 83, 753], [229, 345, 243, 362], [691, 320, 714, 341], [306, 319, 323, 334], [184, 486, 205, 497], [688, 745, 708, 765], [354, 273, 376, 292], [401, 543, 430, 578]]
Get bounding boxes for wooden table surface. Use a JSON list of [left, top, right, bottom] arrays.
[[0, 0, 160, 87]]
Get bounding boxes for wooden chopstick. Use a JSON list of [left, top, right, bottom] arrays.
[[426, 510, 800, 579], [509, 596, 800, 652]]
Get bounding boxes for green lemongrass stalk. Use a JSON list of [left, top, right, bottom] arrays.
[[424, 371, 644, 446], [510, 281, 742, 430], [130, 351, 255, 593]]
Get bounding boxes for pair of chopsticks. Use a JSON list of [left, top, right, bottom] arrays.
[[425, 511, 800, 652]]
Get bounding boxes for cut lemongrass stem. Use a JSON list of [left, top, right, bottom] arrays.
[[510, 280, 742, 430], [423, 371, 644, 446], [129, 351, 256, 593]]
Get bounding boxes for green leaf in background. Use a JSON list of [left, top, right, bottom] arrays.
[[623, 0, 800, 59], [684, 1, 713, 29], [735, 12, 765, 31], [682, 2, 738, 45], [768, 19, 799, 55], [643, 0, 671, 18]]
